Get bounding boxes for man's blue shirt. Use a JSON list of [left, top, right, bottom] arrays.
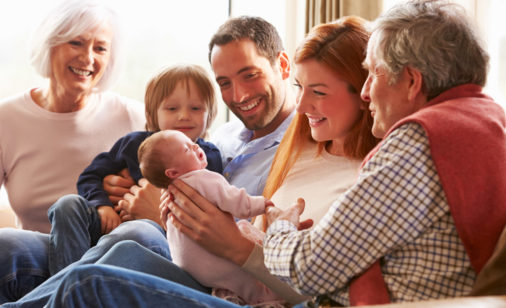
[[210, 112, 294, 196]]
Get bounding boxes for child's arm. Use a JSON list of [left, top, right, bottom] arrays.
[[103, 168, 136, 205], [97, 205, 122, 234], [197, 139, 223, 174], [217, 180, 269, 218], [186, 170, 267, 218], [77, 131, 150, 209]]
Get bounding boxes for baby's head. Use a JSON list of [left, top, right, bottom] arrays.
[[144, 64, 218, 141], [138, 130, 208, 188]]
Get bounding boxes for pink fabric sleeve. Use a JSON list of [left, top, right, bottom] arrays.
[[180, 170, 266, 218]]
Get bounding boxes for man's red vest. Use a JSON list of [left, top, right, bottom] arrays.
[[349, 84, 506, 305]]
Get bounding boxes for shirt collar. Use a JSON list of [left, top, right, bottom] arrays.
[[237, 110, 295, 146]]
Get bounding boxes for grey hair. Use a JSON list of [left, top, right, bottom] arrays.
[[29, 0, 124, 92], [370, 0, 489, 99]]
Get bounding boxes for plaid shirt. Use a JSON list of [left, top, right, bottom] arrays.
[[264, 122, 476, 305]]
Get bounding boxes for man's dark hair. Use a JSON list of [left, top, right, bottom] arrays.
[[208, 16, 284, 65]]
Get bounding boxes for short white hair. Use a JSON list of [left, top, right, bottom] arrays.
[[370, 0, 489, 99], [29, 0, 124, 91]]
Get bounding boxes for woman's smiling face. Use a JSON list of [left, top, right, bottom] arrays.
[[49, 23, 113, 95], [294, 59, 363, 151]]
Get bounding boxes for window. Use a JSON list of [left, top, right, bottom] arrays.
[[0, 0, 230, 127], [0, 0, 304, 209], [474, 0, 506, 106], [382, 0, 506, 108]]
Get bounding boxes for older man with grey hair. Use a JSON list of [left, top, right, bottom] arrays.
[[263, 0, 506, 306]]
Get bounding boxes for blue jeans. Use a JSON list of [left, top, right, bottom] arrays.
[[43, 241, 313, 308], [0, 229, 49, 303], [45, 264, 244, 308], [1, 219, 169, 307], [44, 262, 312, 308], [47, 195, 102, 275], [96, 240, 211, 294]]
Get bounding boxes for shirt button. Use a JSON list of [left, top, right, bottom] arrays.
[[224, 172, 230, 179]]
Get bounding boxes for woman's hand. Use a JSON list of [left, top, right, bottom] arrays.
[[103, 169, 135, 205], [163, 179, 254, 266], [266, 198, 313, 230], [115, 178, 163, 225]]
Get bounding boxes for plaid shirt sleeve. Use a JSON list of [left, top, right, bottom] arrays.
[[263, 122, 474, 303]]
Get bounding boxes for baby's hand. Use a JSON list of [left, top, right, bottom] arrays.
[[97, 205, 121, 234]]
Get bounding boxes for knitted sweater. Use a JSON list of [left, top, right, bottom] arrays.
[[350, 84, 506, 305]]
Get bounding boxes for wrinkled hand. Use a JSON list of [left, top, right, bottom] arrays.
[[103, 169, 135, 205], [266, 198, 313, 230], [115, 178, 163, 225], [97, 205, 121, 234], [163, 179, 254, 266], [265, 199, 275, 209]]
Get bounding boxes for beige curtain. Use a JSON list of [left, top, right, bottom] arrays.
[[306, 0, 382, 33]]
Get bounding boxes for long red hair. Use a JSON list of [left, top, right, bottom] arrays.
[[262, 16, 380, 208]]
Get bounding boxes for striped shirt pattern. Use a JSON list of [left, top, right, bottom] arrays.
[[263, 122, 476, 305]]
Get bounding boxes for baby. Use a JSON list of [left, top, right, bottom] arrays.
[[47, 64, 223, 275], [138, 130, 284, 306]]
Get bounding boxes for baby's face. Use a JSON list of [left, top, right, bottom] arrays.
[[166, 131, 208, 174]]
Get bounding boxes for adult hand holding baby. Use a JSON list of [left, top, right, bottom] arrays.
[[266, 198, 313, 231], [103, 169, 162, 226], [159, 188, 172, 230], [116, 178, 162, 225], [164, 179, 255, 266]]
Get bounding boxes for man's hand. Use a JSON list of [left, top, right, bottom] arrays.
[[163, 179, 254, 266], [266, 198, 313, 230], [103, 169, 135, 205], [159, 189, 173, 230], [97, 205, 121, 234]]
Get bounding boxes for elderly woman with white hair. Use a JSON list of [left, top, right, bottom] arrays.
[[0, 0, 144, 233], [0, 0, 170, 303]]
